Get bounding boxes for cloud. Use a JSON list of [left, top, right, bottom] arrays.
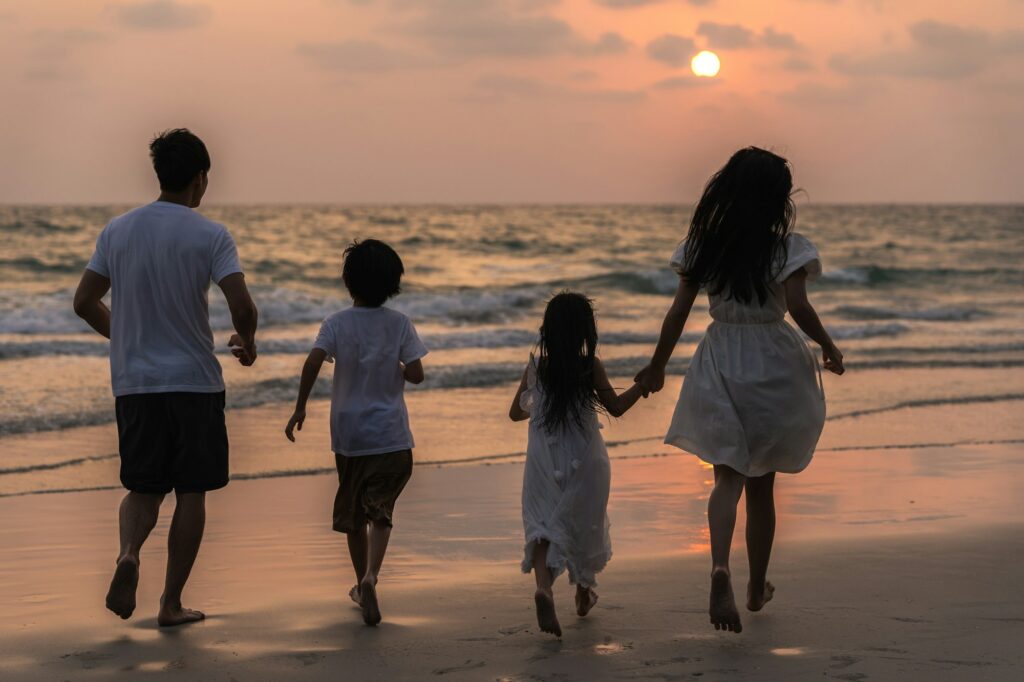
[[761, 27, 800, 50], [25, 29, 104, 81], [594, 0, 713, 7], [781, 56, 815, 72], [652, 74, 719, 89], [297, 40, 421, 73], [646, 34, 696, 67], [830, 21, 1024, 79], [475, 73, 645, 101], [696, 22, 753, 49], [777, 81, 875, 106], [111, 1, 211, 31]]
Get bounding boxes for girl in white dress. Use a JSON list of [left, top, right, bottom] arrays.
[[509, 292, 647, 637], [636, 147, 846, 634]]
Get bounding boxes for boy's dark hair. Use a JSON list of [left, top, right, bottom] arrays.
[[342, 239, 404, 307], [149, 129, 211, 192]]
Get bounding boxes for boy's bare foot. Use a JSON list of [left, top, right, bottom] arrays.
[[349, 584, 362, 606], [534, 588, 562, 637], [105, 556, 140, 619], [575, 586, 599, 617], [709, 568, 742, 633], [747, 580, 775, 612], [360, 579, 381, 626], [158, 598, 205, 627]]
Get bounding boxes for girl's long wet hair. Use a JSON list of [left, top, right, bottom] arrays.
[[537, 291, 604, 433], [681, 147, 796, 305]]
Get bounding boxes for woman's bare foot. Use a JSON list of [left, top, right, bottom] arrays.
[[709, 568, 742, 633], [157, 598, 205, 627], [534, 588, 562, 637], [105, 556, 139, 619], [575, 586, 599, 617], [360, 578, 381, 626], [747, 580, 775, 612], [349, 584, 362, 606]]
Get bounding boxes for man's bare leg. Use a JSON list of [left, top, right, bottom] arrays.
[[106, 492, 163, 619], [158, 492, 206, 627], [359, 519, 392, 626], [745, 473, 776, 611], [347, 524, 369, 606], [707, 465, 746, 633]]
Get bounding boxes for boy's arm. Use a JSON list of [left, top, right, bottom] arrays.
[[403, 358, 425, 384], [285, 348, 328, 441], [784, 269, 844, 375], [594, 358, 645, 418], [635, 276, 700, 393], [72, 269, 112, 339], [509, 366, 530, 422]]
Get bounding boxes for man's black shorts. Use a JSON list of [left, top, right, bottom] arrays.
[[115, 391, 229, 495]]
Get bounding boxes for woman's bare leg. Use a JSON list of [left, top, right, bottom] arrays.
[[532, 540, 561, 636], [708, 465, 746, 633], [744, 472, 776, 611]]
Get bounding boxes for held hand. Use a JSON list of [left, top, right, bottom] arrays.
[[285, 409, 305, 442], [228, 334, 258, 367], [822, 344, 845, 375], [634, 364, 666, 394]]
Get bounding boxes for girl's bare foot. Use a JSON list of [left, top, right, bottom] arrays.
[[105, 556, 139, 619], [747, 580, 775, 612], [709, 568, 742, 633], [157, 598, 205, 627], [349, 584, 362, 606], [534, 588, 562, 637], [360, 579, 381, 626], [575, 586, 599, 617]]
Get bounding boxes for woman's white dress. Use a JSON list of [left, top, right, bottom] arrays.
[[520, 357, 612, 589], [665, 233, 826, 477]]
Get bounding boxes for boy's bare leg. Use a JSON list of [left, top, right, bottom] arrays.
[[106, 492, 163, 619], [347, 524, 369, 605], [707, 465, 746, 633], [532, 540, 561, 637], [745, 473, 776, 611], [158, 492, 207, 627], [359, 519, 392, 625]]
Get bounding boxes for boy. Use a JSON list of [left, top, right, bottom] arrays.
[[285, 239, 427, 626]]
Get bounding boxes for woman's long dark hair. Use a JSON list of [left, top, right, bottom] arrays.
[[537, 292, 604, 433], [681, 147, 796, 305]]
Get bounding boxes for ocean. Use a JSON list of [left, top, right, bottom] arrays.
[[1, 204, 1022, 496]]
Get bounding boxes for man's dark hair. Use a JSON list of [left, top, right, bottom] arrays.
[[149, 129, 211, 192], [342, 239, 404, 307]]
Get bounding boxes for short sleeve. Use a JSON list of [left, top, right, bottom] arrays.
[[313, 319, 337, 361], [400, 317, 428, 364], [778, 233, 822, 283], [669, 240, 688, 275], [211, 226, 243, 284], [85, 226, 110, 278]]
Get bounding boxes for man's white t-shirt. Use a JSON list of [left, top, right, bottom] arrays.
[[86, 201, 243, 397], [313, 307, 428, 457]]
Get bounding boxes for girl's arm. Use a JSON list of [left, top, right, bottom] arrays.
[[285, 348, 328, 441], [403, 358, 425, 384], [784, 269, 845, 375], [635, 276, 700, 393], [594, 358, 646, 417], [508, 365, 530, 422]]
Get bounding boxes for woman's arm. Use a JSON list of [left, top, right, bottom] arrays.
[[508, 365, 531, 422], [784, 270, 845, 375], [285, 348, 328, 441], [635, 276, 700, 393], [594, 358, 646, 417]]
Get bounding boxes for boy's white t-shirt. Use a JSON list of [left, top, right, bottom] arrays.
[[313, 306, 428, 457], [85, 201, 243, 397]]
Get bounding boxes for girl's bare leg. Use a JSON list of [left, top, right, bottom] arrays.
[[744, 473, 776, 611], [575, 583, 599, 617], [532, 540, 561, 636], [708, 465, 746, 633]]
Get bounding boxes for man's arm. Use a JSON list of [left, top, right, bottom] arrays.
[[218, 272, 259, 366], [72, 270, 112, 339]]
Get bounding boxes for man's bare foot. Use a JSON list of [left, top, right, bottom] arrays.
[[349, 584, 362, 606], [747, 580, 775, 612], [105, 556, 139, 619], [360, 579, 381, 626], [709, 568, 742, 633], [157, 598, 205, 627], [575, 586, 599, 617], [534, 588, 562, 637]]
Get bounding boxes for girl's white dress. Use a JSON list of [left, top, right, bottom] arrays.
[[665, 233, 826, 477], [520, 357, 612, 589]]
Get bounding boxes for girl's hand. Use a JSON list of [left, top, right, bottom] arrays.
[[822, 344, 845, 375], [285, 409, 306, 442], [635, 364, 666, 393]]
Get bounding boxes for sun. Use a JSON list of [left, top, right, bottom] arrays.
[[691, 50, 721, 78]]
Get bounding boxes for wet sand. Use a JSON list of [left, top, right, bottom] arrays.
[[2, 442, 1023, 681]]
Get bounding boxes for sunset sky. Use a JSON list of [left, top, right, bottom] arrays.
[[1, 0, 1022, 203]]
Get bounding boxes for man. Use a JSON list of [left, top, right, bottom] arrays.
[[73, 129, 258, 627]]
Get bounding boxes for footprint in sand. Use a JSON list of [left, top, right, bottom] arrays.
[[61, 650, 114, 670], [829, 655, 859, 669], [499, 624, 530, 635], [290, 652, 324, 667], [431, 659, 486, 675]]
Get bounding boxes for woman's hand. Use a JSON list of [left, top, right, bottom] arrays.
[[822, 344, 845, 375], [634, 364, 666, 394], [285, 409, 306, 442]]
